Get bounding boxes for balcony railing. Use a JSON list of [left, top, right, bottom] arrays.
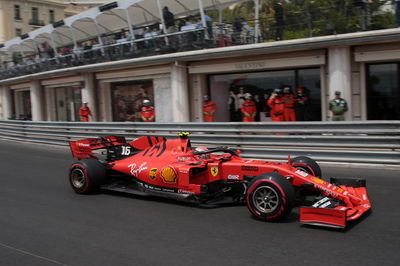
[[29, 19, 45, 26], [1, 1, 398, 81]]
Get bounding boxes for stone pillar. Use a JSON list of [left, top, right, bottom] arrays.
[[189, 74, 207, 122], [98, 82, 112, 122], [359, 63, 367, 120], [171, 61, 190, 122], [328, 46, 352, 121], [30, 80, 44, 121], [153, 76, 172, 122], [1, 86, 13, 120], [81, 73, 97, 121], [0, 87, 3, 120], [44, 87, 55, 121], [320, 65, 328, 121]]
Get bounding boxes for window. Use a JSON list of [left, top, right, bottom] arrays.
[[31, 7, 39, 22], [367, 63, 400, 120], [111, 80, 154, 122], [29, 7, 44, 26], [209, 68, 322, 122], [14, 5, 21, 20], [55, 87, 82, 121], [15, 28, 22, 37], [49, 10, 55, 24]]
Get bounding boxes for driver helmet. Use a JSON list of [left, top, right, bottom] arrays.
[[143, 99, 151, 106], [296, 87, 304, 94], [283, 87, 291, 94], [244, 93, 252, 100], [195, 146, 210, 159], [274, 88, 283, 97]]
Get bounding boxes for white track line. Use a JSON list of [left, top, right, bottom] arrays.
[[0, 242, 68, 266]]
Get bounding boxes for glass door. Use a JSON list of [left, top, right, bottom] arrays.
[[367, 63, 399, 120], [55, 87, 82, 121]]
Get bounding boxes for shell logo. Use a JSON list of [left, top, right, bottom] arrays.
[[161, 166, 177, 183]]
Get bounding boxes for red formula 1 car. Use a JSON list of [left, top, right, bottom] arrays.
[[68, 133, 371, 228]]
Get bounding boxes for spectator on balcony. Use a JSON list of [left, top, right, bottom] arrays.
[[100, 34, 109, 46], [25, 56, 35, 65], [354, 0, 372, 31], [394, 0, 400, 27], [114, 31, 122, 40], [83, 41, 93, 59], [73, 42, 84, 60], [178, 19, 186, 31], [12, 53, 19, 65], [240, 18, 251, 43], [133, 28, 144, 39], [233, 18, 243, 43], [185, 16, 195, 26], [41, 42, 54, 58], [274, 0, 284, 40], [163, 6, 175, 33], [126, 30, 133, 41], [204, 12, 213, 38], [59, 46, 71, 55]]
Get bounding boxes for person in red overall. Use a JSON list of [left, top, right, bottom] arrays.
[[79, 102, 92, 122], [140, 99, 155, 122], [267, 89, 285, 122], [283, 86, 296, 121], [202, 95, 217, 122], [241, 93, 257, 122]]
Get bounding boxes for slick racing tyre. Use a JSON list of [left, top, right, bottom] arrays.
[[246, 173, 295, 221], [291, 156, 322, 178], [69, 159, 106, 194]]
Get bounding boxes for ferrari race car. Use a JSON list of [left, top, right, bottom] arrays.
[[68, 133, 371, 228]]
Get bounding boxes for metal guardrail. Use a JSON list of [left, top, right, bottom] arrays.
[[0, 120, 399, 165]]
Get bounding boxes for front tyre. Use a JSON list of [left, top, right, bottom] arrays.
[[291, 156, 322, 178], [246, 173, 295, 221], [69, 159, 106, 194]]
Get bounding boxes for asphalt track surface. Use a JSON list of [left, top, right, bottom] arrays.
[[0, 140, 399, 266]]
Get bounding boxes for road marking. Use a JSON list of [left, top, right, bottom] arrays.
[[0, 241, 68, 266]]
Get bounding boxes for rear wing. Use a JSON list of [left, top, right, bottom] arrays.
[[69, 136, 128, 159]]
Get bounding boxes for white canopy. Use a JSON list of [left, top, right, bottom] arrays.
[[1, 0, 250, 54]]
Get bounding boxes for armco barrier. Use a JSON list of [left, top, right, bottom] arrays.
[[0, 120, 399, 165]]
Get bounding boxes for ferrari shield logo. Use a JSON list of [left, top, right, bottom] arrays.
[[210, 167, 219, 177], [149, 168, 157, 180]]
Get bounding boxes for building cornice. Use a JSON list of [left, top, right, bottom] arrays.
[[26, 0, 67, 8]]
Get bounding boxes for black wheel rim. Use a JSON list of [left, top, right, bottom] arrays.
[[252, 185, 279, 214], [71, 168, 86, 189]]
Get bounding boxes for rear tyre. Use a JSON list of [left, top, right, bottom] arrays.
[[291, 156, 321, 178], [69, 159, 106, 194], [246, 172, 295, 221]]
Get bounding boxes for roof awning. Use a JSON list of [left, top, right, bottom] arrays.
[[1, 0, 249, 53]]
